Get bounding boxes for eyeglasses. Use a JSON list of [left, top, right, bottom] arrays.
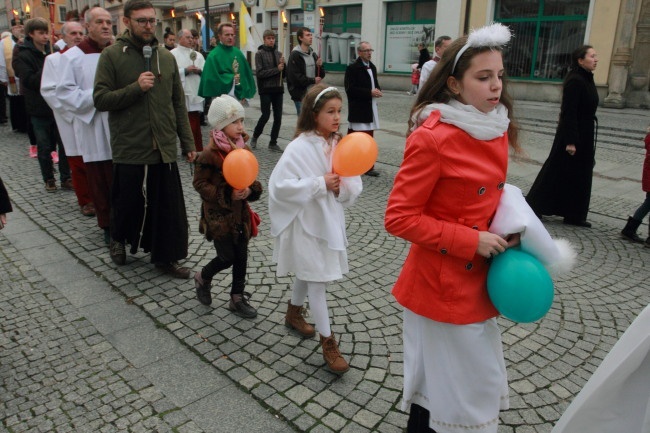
[[131, 18, 157, 26], [359, 49, 374, 52]]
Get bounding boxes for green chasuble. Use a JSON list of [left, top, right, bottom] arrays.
[[198, 43, 256, 99]]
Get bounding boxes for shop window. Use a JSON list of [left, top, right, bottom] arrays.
[[384, 0, 437, 74], [321, 5, 362, 71], [496, 0, 590, 80]]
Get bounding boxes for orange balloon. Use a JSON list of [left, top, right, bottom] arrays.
[[222, 148, 259, 189], [332, 132, 379, 176]]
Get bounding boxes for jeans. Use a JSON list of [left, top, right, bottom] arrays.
[[293, 100, 302, 115], [201, 232, 248, 295], [31, 115, 70, 183], [253, 93, 283, 145], [632, 192, 650, 222]]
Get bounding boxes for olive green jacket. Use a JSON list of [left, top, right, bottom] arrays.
[[93, 30, 195, 164]]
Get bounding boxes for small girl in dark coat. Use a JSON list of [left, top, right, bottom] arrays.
[[621, 126, 650, 246], [193, 95, 263, 318]]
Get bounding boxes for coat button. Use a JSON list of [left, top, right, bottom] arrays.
[[478, 187, 486, 195], [441, 248, 447, 255], [497, 182, 505, 190], [465, 262, 473, 270], [472, 225, 479, 230]]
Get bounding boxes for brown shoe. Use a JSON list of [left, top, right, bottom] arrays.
[[285, 301, 316, 337], [156, 261, 191, 279], [320, 334, 349, 374], [61, 179, 74, 190], [80, 202, 96, 217], [45, 179, 57, 192]]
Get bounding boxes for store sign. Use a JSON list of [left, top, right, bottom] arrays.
[[302, 0, 315, 12], [385, 24, 433, 73]]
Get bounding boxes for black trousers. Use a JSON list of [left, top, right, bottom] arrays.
[[407, 404, 437, 433], [201, 232, 248, 295], [253, 92, 283, 145]]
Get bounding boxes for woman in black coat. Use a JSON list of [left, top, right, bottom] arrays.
[[0, 176, 12, 229], [526, 45, 599, 227]]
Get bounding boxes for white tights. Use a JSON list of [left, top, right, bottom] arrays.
[[290, 278, 331, 337]]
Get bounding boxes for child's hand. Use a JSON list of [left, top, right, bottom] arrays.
[[324, 173, 340, 195], [231, 188, 250, 201], [476, 232, 509, 258]]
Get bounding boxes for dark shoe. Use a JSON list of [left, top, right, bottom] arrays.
[[268, 144, 283, 153], [45, 179, 57, 192], [102, 228, 110, 245], [228, 292, 257, 318], [80, 202, 96, 217], [364, 168, 380, 177], [110, 240, 126, 266], [563, 218, 591, 228], [320, 334, 349, 374], [194, 271, 212, 306], [61, 178, 74, 191], [621, 216, 643, 243], [285, 301, 316, 337], [156, 262, 191, 279], [250, 136, 258, 149]]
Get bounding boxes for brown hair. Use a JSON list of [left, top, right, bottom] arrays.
[[25, 17, 49, 35], [217, 22, 234, 35], [294, 84, 342, 138], [409, 35, 520, 152], [123, 0, 153, 18]]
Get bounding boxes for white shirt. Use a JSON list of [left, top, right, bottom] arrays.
[[419, 58, 438, 88], [171, 45, 205, 112]]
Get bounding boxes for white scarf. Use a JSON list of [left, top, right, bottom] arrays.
[[412, 99, 510, 141]]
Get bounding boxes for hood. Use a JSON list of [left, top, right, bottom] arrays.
[[117, 29, 160, 51], [292, 45, 313, 57]]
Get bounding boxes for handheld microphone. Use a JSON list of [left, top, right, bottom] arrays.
[[143, 45, 152, 72]]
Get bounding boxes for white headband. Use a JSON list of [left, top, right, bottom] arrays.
[[314, 86, 339, 107], [452, 23, 512, 73]]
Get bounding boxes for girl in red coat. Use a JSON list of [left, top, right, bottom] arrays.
[[621, 126, 650, 245], [385, 24, 521, 433]]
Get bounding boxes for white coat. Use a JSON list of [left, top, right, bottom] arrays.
[[171, 45, 205, 112], [56, 45, 111, 163]]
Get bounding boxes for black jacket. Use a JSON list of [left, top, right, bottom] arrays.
[[0, 177, 12, 215], [255, 44, 284, 95], [286, 46, 325, 102], [344, 57, 380, 123], [13, 37, 53, 117]]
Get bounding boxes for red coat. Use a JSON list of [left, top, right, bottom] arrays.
[[641, 133, 650, 192], [385, 111, 509, 325]]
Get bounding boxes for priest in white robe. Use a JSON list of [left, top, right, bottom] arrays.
[[171, 29, 205, 151], [56, 7, 114, 244]]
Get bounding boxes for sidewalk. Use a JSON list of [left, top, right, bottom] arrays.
[[1, 92, 649, 433]]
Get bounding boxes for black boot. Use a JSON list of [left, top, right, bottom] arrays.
[[621, 216, 643, 243], [407, 404, 437, 433]]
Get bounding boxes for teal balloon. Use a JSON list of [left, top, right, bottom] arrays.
[[487, 248, 554, 323]]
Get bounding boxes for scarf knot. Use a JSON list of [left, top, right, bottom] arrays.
[[211, 129, 245, 153]]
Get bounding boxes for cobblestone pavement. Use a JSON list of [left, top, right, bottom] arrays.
[[1, 91, 649, 433]]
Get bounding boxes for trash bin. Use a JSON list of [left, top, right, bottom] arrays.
[[337, 32, 354, 65], [324, 32, 340, 63]]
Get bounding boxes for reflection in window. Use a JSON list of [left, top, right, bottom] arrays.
[[496, 0, 589, 80]]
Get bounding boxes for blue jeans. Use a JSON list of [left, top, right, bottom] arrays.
[[294, 100, 302, 115], [31, 116, 70, 183], [632, 192, 650, 222], [253, 93, 283, 145]]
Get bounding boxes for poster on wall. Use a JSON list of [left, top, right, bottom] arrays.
[[384, 23, 435, 73]]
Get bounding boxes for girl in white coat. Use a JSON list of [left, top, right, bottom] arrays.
[[268, 84, 362, 374]]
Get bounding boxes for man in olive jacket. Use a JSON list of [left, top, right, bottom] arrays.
[[93, 0, 196, 278]]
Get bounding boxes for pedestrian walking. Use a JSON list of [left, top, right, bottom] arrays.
[[344, 41, 382, 176], [620, 125, 650, 246], [416, 42, 430, 70], [407, 63, 419, 95], [385, 23, 521, 433], [251, 29, 285, 153], [419, 35, 452, 89], [526, 45, 599, 228], [286, 27, 325, 115], [93, 0, 196, 277], [192, 95, 263, 318], [0, 176, 12, 229], [268, 84, 363, 374]]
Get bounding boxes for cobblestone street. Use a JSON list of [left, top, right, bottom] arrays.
[[1, 90, 649, 433]]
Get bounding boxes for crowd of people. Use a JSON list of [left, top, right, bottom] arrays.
[[3, 4, 648, 431]]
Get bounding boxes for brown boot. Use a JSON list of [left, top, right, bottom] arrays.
[[320, 334, 350, 374], [285, 301, 316, 337]]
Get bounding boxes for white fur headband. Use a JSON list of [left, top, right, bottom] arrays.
[[314, 86, 339, 107], [452, 23, 512, 73]]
